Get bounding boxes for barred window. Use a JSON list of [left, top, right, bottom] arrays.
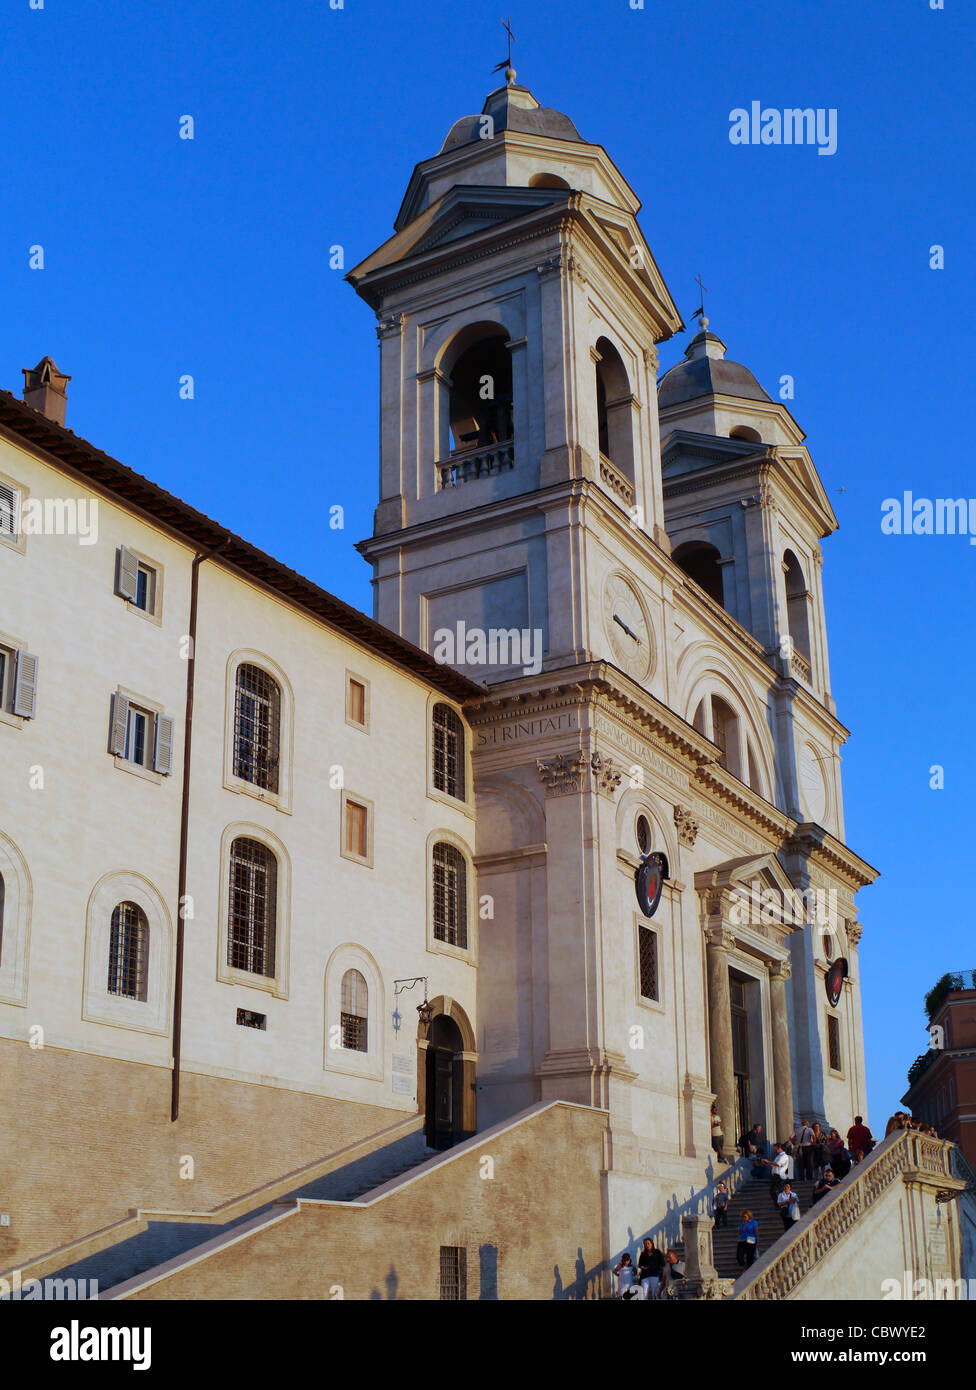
[[432, 703, 465, 800], [340, 968, 368, 1052], [234, 663, 281, 793], [433, 842, 467, 949], [107, 901, 149, 1000], [228, 837, 277, 977], [827, 1013, 842, 1072], [439, 1246, 467, 1301], [638, 925, 658, 1002]]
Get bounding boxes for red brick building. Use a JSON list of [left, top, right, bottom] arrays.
[[903, 971, 976, 1169]]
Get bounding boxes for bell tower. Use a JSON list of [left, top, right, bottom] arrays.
[[349, 74, 682, 684]]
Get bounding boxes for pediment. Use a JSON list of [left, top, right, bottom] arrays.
[[696, 853, 804, 935]]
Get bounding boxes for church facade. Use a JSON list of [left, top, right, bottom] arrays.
[[1, 76, 887, 1293]]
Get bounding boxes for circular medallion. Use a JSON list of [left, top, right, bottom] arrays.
[[602, 572, 654, 683]]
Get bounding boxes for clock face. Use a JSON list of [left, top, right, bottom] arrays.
[[602, 572, 653, 682], [798, 745, 827, 824]]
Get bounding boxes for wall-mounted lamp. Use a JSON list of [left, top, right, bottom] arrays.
[[394, 976, 432, 1028]]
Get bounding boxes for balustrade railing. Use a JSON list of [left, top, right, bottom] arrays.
[[598, 452, 635, 508], [436, 439, 514, 490], [734, 1129, 958, 1301]]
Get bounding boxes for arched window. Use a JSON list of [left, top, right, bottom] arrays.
[[673, 541, 724, 608], [448, 329, 513, 452], [528, 172, 570, 189], [228, 837, 277, 977], [730, 425, 762, 444], [432, 842, 468, 949], [594, 336, 635, 485], [710, 697, 741, 779], [107, 901, 149, 1000], [783, 551, 812, 664], [636, 814, 651, 855], [432, 703, 465, 800], [234, 663, 281, 793], [340, 968, 368, 1052]]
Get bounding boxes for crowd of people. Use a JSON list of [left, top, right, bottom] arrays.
[[614, 1104, 940, 1294]]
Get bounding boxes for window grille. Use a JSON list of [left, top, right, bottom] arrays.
[[234, 664, 281, 792], [432, 704, 465, 800], [108, 901, 149, 999], [340, 968, 368, 1051], [638, 925, 658, 1001], [636, 814, 650, 855], [432, 842, 467, 949], [439, 1246, 467, 1300], [827, 1013, 842, 1071], [236, 1008, 266, 1030], [228, 837, 277, 976]]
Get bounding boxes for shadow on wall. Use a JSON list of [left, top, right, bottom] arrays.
[[479, 1243, 499, 1300], [614, 1154, 751, 1270], [370, 1266, 400, 1301], [553, 1246, 604, 1300]]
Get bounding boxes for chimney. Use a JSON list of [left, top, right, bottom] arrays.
[[22, 356, 71, 426]]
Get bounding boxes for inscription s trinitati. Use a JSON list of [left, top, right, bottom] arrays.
[[476, 711, 578, 746]]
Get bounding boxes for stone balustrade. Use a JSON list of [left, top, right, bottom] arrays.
[[598, 452, 635, 508], [436, 439, 514, 489]]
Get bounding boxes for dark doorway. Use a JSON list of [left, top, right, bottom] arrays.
[[426, 1014, 465, 1150]]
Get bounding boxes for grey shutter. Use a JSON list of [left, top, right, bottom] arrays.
[[12, 650, 38, 718], [0, 483, 16, 538], [116, 545, 139, 602], [109, 691, 130, 754], [154, 713, 174, 775]]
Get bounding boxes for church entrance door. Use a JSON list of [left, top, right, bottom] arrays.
[[426, 1014, 465, 1150]]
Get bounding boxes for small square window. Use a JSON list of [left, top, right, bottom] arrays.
[[116, 545, 162, 621]]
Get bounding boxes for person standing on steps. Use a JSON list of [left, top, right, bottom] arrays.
[[794, 1118, 815, 1181], [712, 1179, 730, 1229], [710, 1102, 725, 1163], [847, 1115, 874, 1157], [762, 1142, 790, 1203], [777, 1180, 801, 1231], [613, 1251, 639, 1299], [637, 1237, 665, 1300], [736, 1210, 759, 1268]]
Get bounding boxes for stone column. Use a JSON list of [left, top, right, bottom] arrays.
[[769, 960, 795, 1143], [705, 927, 736, 1145]]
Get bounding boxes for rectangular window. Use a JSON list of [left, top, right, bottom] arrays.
[[135, 563, 154, 612], [344, 800, 368, 859], [236, 1008, 267, 1030], [0, 647, 8, 709], [116, 545, 161, 618], [638, 925, 658, 1002], [827, 1013, 842, 1072], [439, 1246, 467, 1301], [346, 676, 367, 728], [124, 707, 149, 767]]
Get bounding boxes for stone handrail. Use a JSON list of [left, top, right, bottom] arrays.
[[733, 1129, 959, 1301], [598, 452, 635, 508], [437, 438, 514, 489]]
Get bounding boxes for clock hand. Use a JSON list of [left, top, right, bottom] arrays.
[[613, 613, 640, 642]]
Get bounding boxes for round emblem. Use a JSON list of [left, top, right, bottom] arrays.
[[635, 851, 669, 918], [825, 957, 848, 1007]]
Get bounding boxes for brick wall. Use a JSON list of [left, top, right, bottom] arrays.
[[128, 1103, 610, 1300], [0, 1038, 402, 1268]]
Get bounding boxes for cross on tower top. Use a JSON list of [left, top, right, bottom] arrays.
[[493, 17, 517, 84], [692, 273, 709, 329]]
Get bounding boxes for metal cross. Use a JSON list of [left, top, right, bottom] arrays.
[[694, 273, 708, 309], [493, 17, 517, 73]]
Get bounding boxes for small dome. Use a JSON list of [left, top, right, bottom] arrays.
[[440, 83, 584, 152], [658, 324, 771, 409]]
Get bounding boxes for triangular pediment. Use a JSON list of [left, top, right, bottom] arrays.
[[348, 185, 570, 282], [697, 853, 805, 935]]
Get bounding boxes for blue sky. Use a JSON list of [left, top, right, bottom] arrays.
[[4, 0, 973, 1126]]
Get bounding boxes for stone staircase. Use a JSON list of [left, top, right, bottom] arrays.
[[711, 1173, 818, 1280]]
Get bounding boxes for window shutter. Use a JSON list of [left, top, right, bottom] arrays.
[[12, 650, 38, 718], [117, 545, 139, 602], [109, 691, 130, 754], [0, 482, 16, 538], [154, 713, 175, 775]]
